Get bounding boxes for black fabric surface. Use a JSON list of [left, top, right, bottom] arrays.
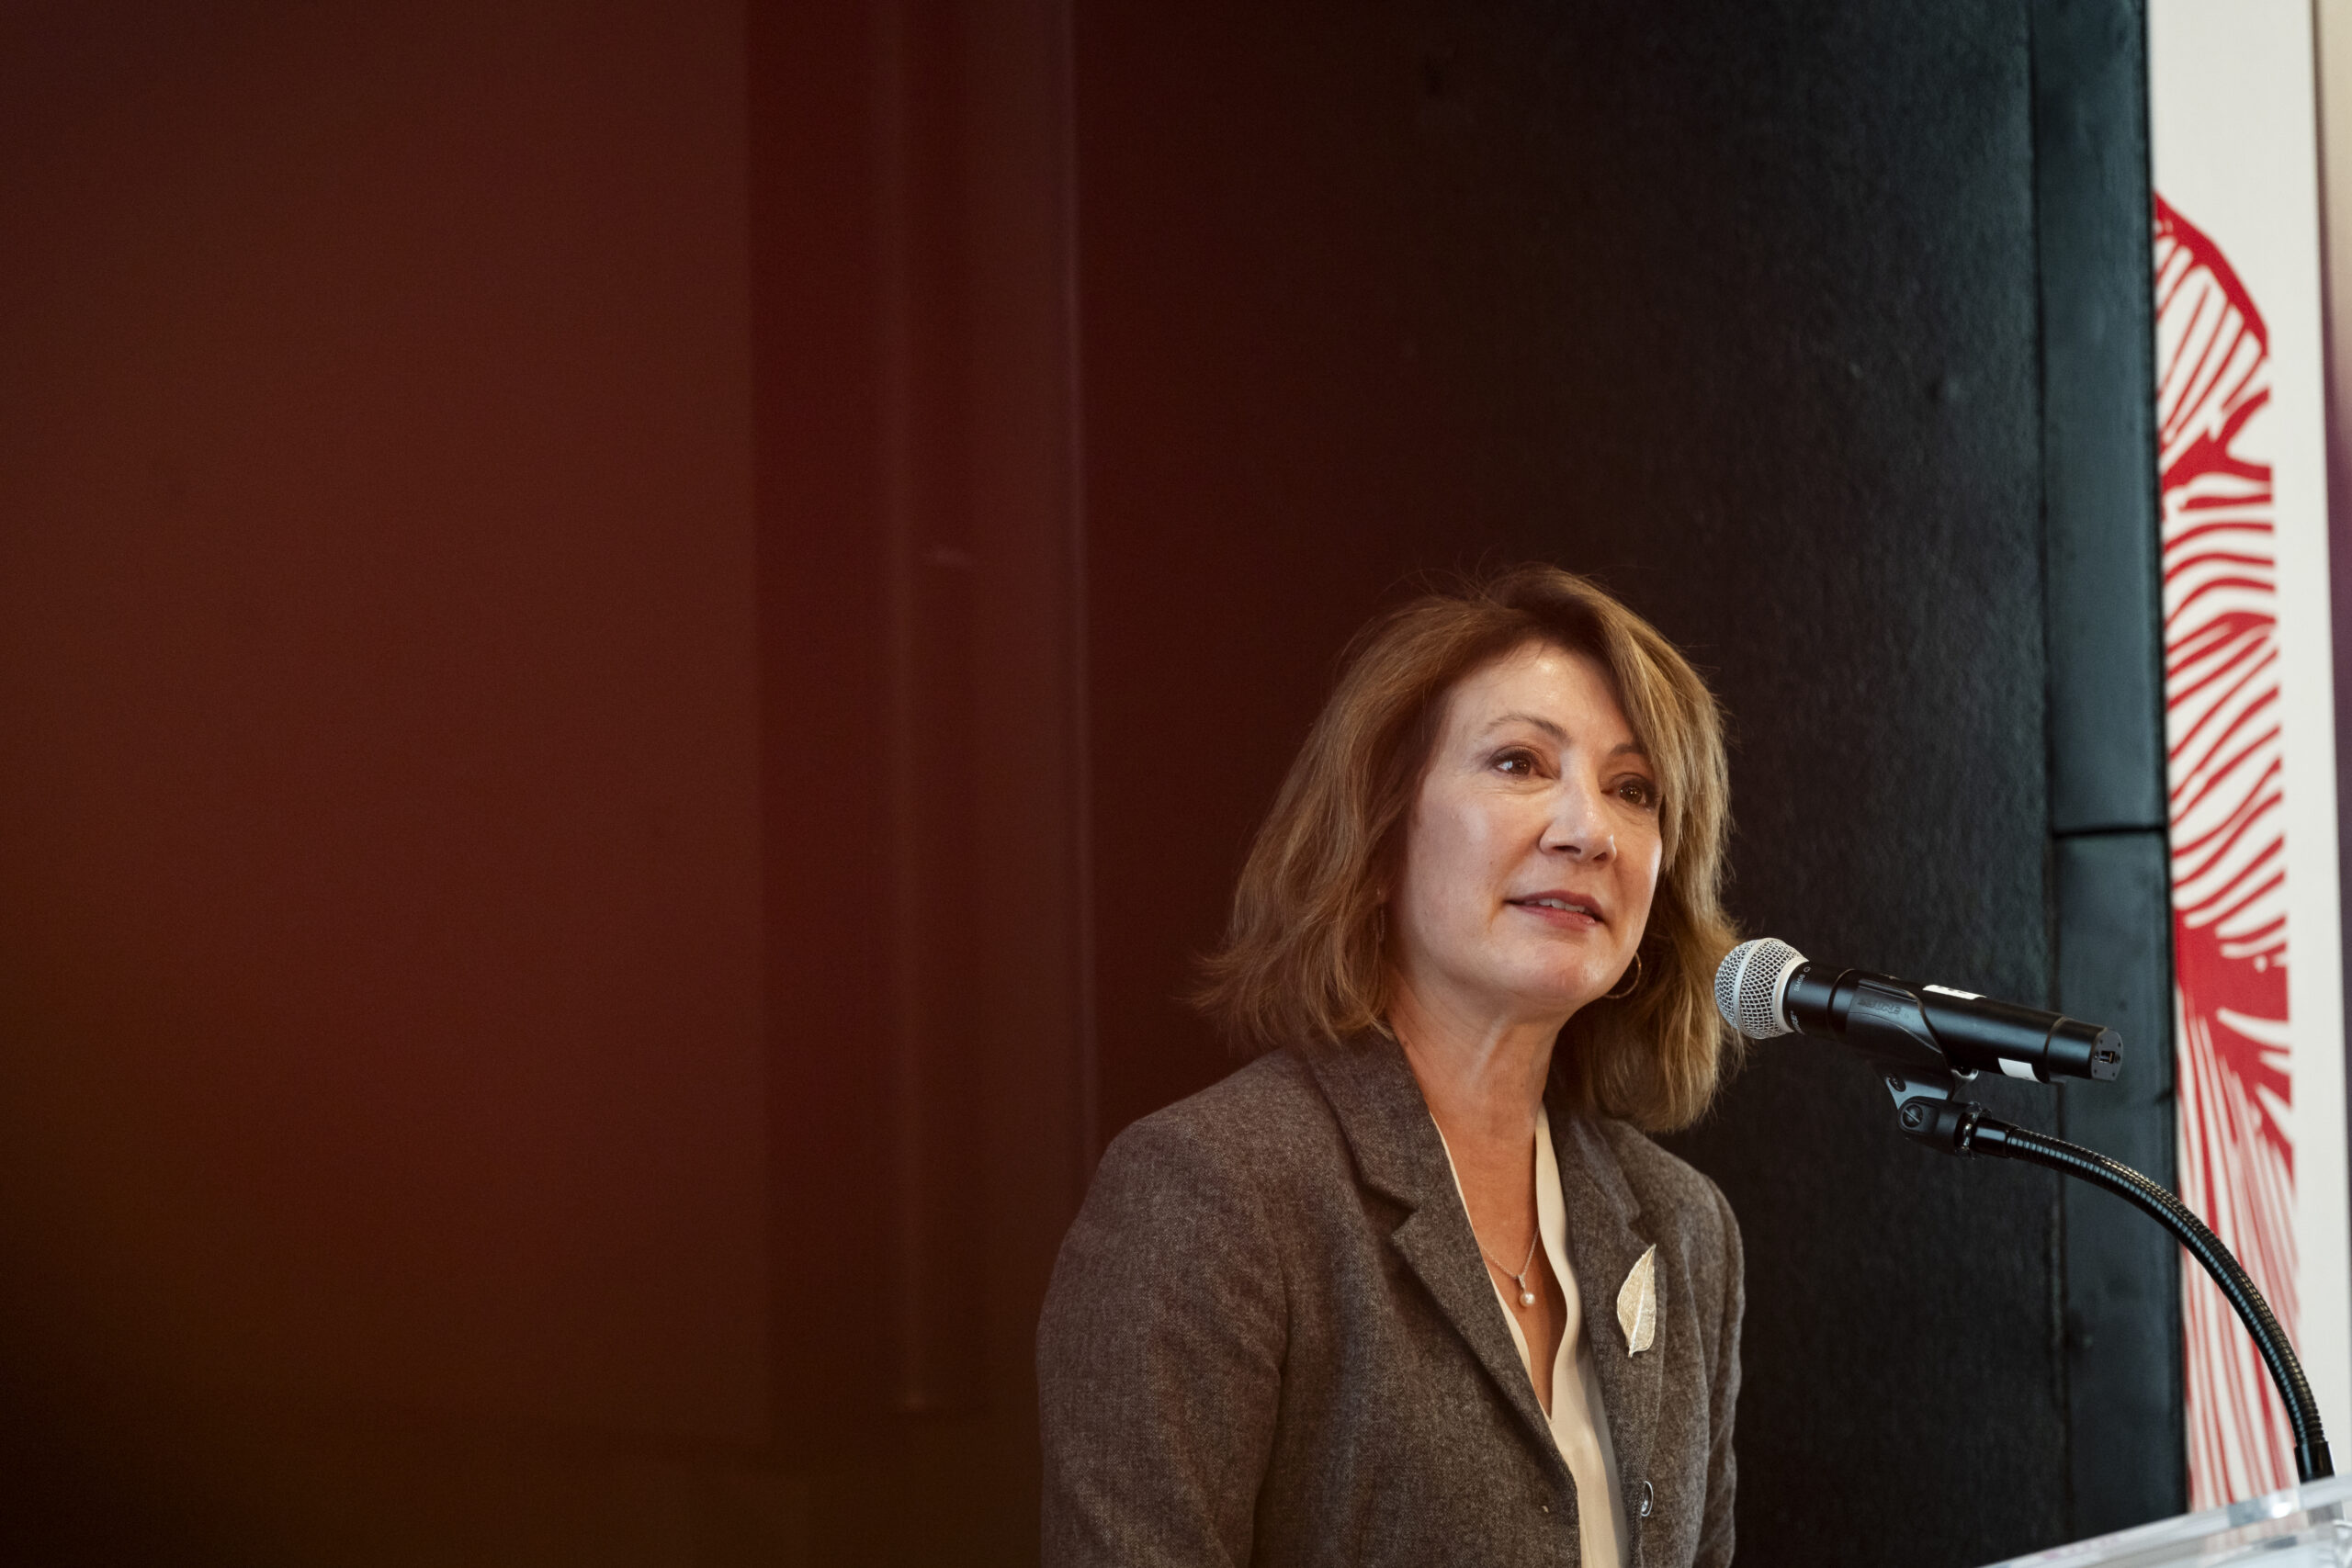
[[1075, 2, 2142, 1561]]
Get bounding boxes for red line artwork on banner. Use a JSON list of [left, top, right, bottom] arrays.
[[2154, 193, 2299, 1506]]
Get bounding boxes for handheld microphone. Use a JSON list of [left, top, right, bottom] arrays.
[[1714, 937, 2122, 1084], [1711, 941, 2339, 1486]]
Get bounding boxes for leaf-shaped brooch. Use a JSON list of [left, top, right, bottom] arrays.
[[1617, 1244, 1657, 1355]]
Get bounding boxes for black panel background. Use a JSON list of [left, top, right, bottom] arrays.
[[1077, 2, 2079, 1562], [2031, 0, 2183, 1534]]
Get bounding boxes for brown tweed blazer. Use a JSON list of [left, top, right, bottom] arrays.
[[1037, 1035, 1742, 1567]]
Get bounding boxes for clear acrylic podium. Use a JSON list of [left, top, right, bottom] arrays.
[[1983, 1475, 2352, 1567]]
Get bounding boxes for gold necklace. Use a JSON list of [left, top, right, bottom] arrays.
[[1476, 1227, 1541, 1309]]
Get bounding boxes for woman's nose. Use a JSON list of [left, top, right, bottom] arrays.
[[1541, 779, 1613, 860]]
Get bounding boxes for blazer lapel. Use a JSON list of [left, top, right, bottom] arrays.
[[1300, 1038, 1565, 1474], [1551, 1105, 1665, 1517]]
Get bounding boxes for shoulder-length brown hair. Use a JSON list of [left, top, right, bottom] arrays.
[[1194, 566, 1739, 1132]]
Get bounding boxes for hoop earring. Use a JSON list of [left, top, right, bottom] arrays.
[[1603, 948, 1644, 1001]]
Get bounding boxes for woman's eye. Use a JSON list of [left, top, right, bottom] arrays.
[[1494, 749, 1538, 776], [1617, 778, 1659, 808]]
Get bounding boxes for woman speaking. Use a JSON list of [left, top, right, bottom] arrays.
[[1037, 567, 1744, 1567]]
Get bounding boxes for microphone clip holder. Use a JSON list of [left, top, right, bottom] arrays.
[[1835, 978, 2335, 1486], [1832, 976, 1971, 1134]]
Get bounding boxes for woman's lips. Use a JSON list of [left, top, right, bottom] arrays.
[[1506, 893, 1605, 927]]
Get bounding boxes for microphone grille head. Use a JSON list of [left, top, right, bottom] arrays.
[[1715, 938, 1806, 1039]]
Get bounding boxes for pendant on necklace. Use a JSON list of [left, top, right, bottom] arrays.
[[1516, 1278, 1536, 1308]]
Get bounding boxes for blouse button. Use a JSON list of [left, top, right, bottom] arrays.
[[1638, 1481, 1655, 1519]]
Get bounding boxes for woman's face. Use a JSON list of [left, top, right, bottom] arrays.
[[1390, 641, 1663, 1028]]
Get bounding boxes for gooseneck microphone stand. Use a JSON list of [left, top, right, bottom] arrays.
[[1836, 981, 2335, 1486]]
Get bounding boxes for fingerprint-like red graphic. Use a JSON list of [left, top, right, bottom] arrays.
[[2154, 193, 2299, 1506]]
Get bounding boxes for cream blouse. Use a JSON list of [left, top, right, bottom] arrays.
[[1433, 1104, 1630, 1567]]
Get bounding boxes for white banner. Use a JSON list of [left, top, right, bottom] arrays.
[[2150, 0, 2352, 1507]]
